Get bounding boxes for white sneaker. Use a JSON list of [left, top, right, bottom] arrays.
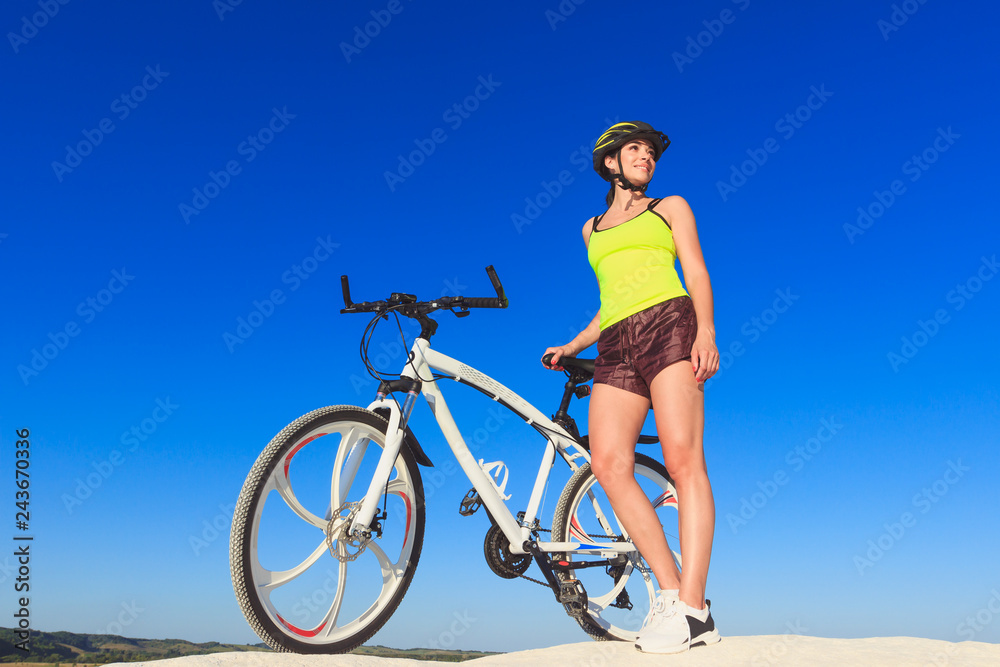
[[634, 593, 689, 654], [685, 600, 721, 649]]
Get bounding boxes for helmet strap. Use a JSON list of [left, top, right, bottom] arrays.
[[612, 149, 648, 194]]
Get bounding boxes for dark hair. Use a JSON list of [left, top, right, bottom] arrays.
[[605, 181, 616, 208], [603, 150, 618, 207]]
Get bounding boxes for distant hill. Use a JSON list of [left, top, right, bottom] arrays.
[[0, 627, 269, 663], [0, 628, 500, 663]]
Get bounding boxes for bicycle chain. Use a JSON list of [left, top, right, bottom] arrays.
[[502, 525, 631, 589]]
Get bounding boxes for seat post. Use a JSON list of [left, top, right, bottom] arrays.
[[552, 378, 582, 440]]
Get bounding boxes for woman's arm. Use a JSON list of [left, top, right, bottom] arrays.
[[542, 311, 599, 370], [658, 196, 719, 382]]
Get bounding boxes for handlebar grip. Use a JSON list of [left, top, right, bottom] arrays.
[[463, 297, 503, 309], [484, 265, 508, 308], [341, 275, 353, 308]]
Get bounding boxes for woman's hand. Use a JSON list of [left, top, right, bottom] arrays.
[[542, 344, 577, 371], [690, 330, 719, 383]]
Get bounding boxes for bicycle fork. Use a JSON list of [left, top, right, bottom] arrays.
[[346, 380, 421, 540]]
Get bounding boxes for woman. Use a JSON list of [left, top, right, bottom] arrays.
[[543, 121, 720, 654]]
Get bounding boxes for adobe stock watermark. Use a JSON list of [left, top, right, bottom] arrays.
[[749, 620, 809, 667], [0, 556, 15, 585], [925, 588, 1000, 666], [213, 0, 244, 21], [877, 0, 931, 41], [17, 268, 134, 386], [386, 389, 508, 527], [727, 416, 842, 534], [51, 65, 170, 182], [672, 0, 751, 73], [956, 589, 1000, 644], [189, 502, 236, 556], [7, 0, 72, 54], [511, 115, 619, 234], [424, 609, 477, 650], [61, 397, 179, 514], [716, 84, 833, 202], [706, 287, 799, 389], [340, 0, 414, 62], [223, 235, 339, 352], [853, 459, 969, 575], [383, 75, 501, 192], [887, 254, 996, 372], [544, 0, 585, 31], [98, 600, 145, 636], [284, 567, 346, 625], [179, 106, 296, 224], [843, 126, 960, 244]]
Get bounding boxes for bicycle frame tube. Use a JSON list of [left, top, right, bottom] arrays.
[[412, 338, 591, 554], [350, 336, 597, 554]]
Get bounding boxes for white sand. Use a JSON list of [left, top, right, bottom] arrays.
[[104, 635, 1000, 666]]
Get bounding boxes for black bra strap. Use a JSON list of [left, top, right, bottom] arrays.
[[646, 198, 671, 229], [591, 212, 605, 233]]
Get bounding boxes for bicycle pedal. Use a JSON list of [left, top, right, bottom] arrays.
[[557, 578, 588, 619], [459, 488, 482, 517]]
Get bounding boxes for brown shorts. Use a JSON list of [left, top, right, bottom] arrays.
[[594, 296, 698, 399]]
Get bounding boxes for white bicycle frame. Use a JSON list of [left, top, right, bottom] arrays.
[[345, 336, 636, 558]]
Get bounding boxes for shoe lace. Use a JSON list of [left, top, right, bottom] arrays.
[[642, 594, 678, 629]]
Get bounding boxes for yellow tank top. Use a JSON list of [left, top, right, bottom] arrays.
[[587, 198, 688, 330]]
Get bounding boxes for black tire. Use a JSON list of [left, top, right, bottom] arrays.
[[230, 405, 425, 653], [552, 453, 679, 642]]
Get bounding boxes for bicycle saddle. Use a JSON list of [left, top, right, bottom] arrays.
[[558, 357, 594, 375]]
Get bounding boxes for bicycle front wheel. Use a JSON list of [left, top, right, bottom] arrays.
[[552, 452, 679, 642], [230, 405, 425, 653]]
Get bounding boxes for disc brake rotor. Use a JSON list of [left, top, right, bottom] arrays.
[[327, 501, 371, 563]]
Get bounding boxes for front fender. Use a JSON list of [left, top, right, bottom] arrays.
[[371, 406, 434, 467]]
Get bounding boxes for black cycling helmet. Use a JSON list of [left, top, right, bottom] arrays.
[[592, 121, 671, 192]]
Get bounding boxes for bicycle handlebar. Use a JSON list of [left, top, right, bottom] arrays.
[[340, 265, 508, 315]]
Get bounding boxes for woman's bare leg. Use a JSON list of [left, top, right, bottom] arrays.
[[648, 361, 715, 610], [588, 383, 682, 592]]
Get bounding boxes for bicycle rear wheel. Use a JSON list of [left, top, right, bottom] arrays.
[[230, 405, 425, 653], [551, 452, 679, 642]]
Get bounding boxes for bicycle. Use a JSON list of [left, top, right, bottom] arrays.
[[229, 266, 681, 653]]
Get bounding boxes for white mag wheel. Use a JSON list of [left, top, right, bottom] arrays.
[[230, 406, 425, 653], [552, 453, 679, 642]]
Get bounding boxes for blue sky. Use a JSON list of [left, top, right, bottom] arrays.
[[2, 0, 999, 654]]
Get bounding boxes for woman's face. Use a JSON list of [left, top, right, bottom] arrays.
[[606, 139, 656, 184]]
